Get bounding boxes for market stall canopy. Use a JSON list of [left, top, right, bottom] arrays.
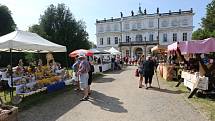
[[0, 30, 67, 52], [69, 49, 94, 57], [168, 38, 215, 54], [105, 47, 121, 55], [151, 45, 167, 52], [90, 48, 110, 54], [167, 42, 179, 51], [90, 48, 100, 53]]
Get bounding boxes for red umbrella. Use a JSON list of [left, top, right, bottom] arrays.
[[69, 49, 94, 58]]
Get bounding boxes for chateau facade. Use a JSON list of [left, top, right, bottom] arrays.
[[96, 7, 194, 58]]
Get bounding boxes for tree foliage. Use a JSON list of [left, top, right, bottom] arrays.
[[29, 3, 91, 66], [202, 0, 215, 31], [192, 0, 215, 39], [0, 4, 16, 36], [30, 3, 91, 50], [192, 28, 211, 40]]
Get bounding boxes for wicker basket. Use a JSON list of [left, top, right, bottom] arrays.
[[0, 105, 18, 121]]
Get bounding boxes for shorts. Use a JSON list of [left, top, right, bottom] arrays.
[[138, 68, 145, 77], [79, 73, 89, 89]]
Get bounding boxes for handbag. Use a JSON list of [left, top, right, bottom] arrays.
[[135, 69, 139, 77]]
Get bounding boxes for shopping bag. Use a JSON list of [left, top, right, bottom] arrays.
[[135, 69, 139, 77]]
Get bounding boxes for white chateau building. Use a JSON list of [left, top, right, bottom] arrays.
[[96, 7, 194, 58]]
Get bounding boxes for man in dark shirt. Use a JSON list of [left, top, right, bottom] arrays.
[[144, 55, 155, 89]]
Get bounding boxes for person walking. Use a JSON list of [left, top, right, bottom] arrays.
[[111, 56, 116, 71], [137, 54, 145, 88], [77, 54, 91, 101], [87, 58, 94, 96], [144, 55, 155, 89], [72, 55, 81, 91]]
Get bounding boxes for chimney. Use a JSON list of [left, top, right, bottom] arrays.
[[157, 8, 159, 14], [120, 12, 123, 18], [131, 10, 134, 16], [144, 9, 147, 15], [191, 8, 193, 13]]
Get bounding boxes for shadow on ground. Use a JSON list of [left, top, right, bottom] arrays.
[[105, 68, 126, 74], [18, 87, 82, 121], [93, 77, 115, 83], [89, 90, 128, 113], [149, 87, 183, 94]]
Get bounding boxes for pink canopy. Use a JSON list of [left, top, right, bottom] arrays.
[[168, 38, 215, 54], [167, 42, 179, 51]]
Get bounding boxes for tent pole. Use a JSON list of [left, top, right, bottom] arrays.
[[65, 51, 69, 69], [10, 48, 13, 99]]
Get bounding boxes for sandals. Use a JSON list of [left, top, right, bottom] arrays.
[[80, 96, 89, 101]]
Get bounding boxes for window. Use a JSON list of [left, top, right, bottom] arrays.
[[98, 26, 104, 32], [149, 21, 154, 28], [182, 19, 188, 26], [171, 20, 178, 26], [124, 23, 130, 30], [126, 36, 130, 43], [161, 20, 168, 27], [136, 34, 143, 42], [173, 33, 177, 42], [114, 24, 119, 31], [163, 34, 167, 42], [126, 50, 129, 56], [107, 37, 111, 44], [100, 38, 103, 45], [115, 37, 118, 44], [149, 34, 154, 41], [132, 23, 137, 29], [106, 24, 111, 32], [137, 22, 142, 29], [183, 33, 187, 41]]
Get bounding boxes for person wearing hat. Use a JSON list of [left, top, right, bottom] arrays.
[[143, 55, 155, 89], [77, 53, 91, 101]]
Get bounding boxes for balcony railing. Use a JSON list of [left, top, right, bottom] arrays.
[[119, 40, 158, 46]]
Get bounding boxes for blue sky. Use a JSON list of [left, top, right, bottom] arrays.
[[1, 0, 211, 44]]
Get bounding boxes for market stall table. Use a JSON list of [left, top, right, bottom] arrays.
[[162, 64, 175, 81], [181, 71, 208, 89], [94, 63, 111, 73]]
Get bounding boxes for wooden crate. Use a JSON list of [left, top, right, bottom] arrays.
[[0, 105, 18, 121]]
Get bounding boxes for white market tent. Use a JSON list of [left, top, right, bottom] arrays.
[[90, 48, 100, 53], [0, 30, 66, 52], [90, 48, 110, 54], [0, 30, 67, 97], [105, 47, 121, 55]]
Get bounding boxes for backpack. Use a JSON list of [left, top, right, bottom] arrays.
[[85, 61, 91, 73], [90, 64, 94, 72]]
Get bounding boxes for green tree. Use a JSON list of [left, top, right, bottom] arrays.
[[202, 0, 215, 31], [29, 3, 91, 66], [192, 0, 215, 39], [0, 4, 16, 36], [38, 3, 91, 50], [29, 24, 47, 38], [24, 53, 36, 64], [192, 28, 211, 40]]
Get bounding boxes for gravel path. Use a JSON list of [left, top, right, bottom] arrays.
[[19, 66, 208, 121]]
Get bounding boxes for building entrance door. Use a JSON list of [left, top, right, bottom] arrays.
[[135, 48, 143, 59]]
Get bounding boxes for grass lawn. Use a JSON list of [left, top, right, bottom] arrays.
[[162, 79, 215, 121]]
